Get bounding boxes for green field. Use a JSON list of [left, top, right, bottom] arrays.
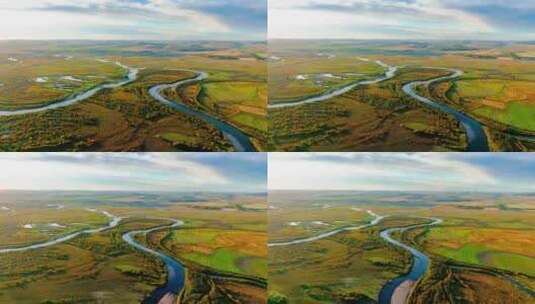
[[422, 209, 535, 278], [161, 228, 267, 278], [474, 101, 535, 132]]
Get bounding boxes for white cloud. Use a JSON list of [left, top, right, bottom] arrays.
[[0, 153, 230, 191], [268, 153, 501, 192], [0, 0, 237, 40], [269, 0, 497, 39]]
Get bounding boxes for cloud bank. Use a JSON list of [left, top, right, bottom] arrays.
[[269, 153, 535, 193], [269, 0, 535, 40], [0, 153, 267, 192], [0, 0, 266, 40]]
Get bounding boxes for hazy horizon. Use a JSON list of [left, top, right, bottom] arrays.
[[268, 189, 535, 193], [267, 38, 535, 42], [0, 39, 266, 42], [0, 189, 267, 194]]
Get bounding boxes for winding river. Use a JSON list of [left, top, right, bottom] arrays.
[[268, 60, 398, 109], [122, 218, 185, 304], [0, 210, 122, 254], [268, 210, 385, 247], [269, 57, 492, 151], [0, 61, 139, 117], [0, 211, 186, 304], [402, 68, 489, 152], [148, 71, 256, 152], [378, 218, 443, 304], [0, 61, 255, 152]]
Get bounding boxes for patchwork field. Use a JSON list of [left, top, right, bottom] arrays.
[[159, 52, 268, 148]]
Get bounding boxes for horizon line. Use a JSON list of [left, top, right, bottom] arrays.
[[0, 189, 267, 194], [268, 189, 535, 194], [268, 38, 535, 42], [0, 38, 267, 42]]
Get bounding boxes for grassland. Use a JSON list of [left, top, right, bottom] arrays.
[[0, 191, 267, 303], [389, 48, 535, 151], [0, 68, 234, 151], [406, 204, 535, 290], [0, 41, 267, 151]]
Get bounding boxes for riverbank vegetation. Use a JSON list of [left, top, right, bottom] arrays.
[[160, 63, 267, 150]]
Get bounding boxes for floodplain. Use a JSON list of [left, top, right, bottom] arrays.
[[268, 40, 535, 152], [0, 41, 267, 152], [0, 191, 267, 304], [268, 191, 535, 304]]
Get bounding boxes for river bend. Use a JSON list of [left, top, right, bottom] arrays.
[[122, 218, 185, 304], [148, 71, 256, 152], [402, 68, 489, 152], [378, 218, 443, 304]]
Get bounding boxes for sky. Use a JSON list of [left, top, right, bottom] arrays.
[[0, 153, 267, 192], [0, 0, 266, 40], [269, 0, 535, 41], [269, 153, 535, 193]]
